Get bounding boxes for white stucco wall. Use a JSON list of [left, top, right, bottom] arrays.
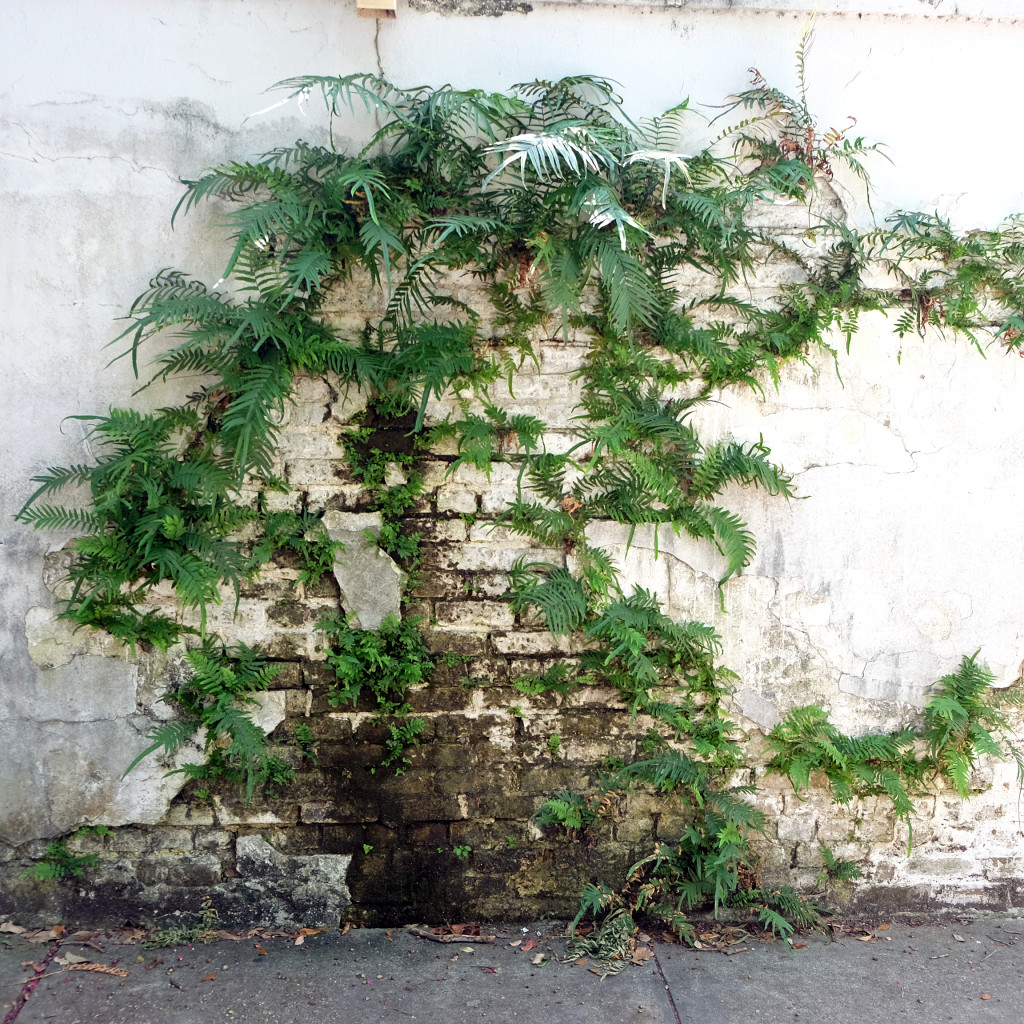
[[3, 0, 1024, 870]]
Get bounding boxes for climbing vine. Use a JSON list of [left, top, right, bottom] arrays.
[[16, 48, 1024, 935]]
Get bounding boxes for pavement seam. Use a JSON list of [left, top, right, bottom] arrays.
[[651, 947, 682, 1024]]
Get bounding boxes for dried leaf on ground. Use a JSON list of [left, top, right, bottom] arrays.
[[202, 973, 218, 982], [406, 925, 495, 944], [631, 947, 653, 965], [530, 952, 547, 965], [953, 934, 965, 942], [294, 928, 328, 946], [981, 994, 991, 1000], [521, 939, 538, 952], [57, 964, 129, 978], [1, 922, 25, 934]]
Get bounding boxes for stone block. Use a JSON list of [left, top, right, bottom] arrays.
[[776, 808, 818, 843], [424, 631, 489, 656], [416, 519, 470, 544], [322, 510, 402, 629], [161, 803, 217, 827], [436, 487, 478, 514], [491, 631, 577, 656], [434, 600, 515, 631], [146, 827, 194, 853]]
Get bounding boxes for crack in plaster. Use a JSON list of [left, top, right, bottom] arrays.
[[1, 118, 181, 185]]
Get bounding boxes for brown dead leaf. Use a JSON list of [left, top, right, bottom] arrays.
[[293, 927, 327, 946], [0, 922, 25, 934], [572, 957, 590, 966], [255, 946, 267, 956], [509, 939, 521, 947], [561, 495, 583, 517], [530, 952, 546, 965], [858, 934, 874, 942], [59, 964, 129, 978], [631, 947, 653, 965], [202, 973, 218, 982], [450, 924, 466, 935], [693, 940, 704, 950], [981, 994, 991, 1000], [521, 939, 538, 952], [699, 932, 718, 942], [792, 944, 808, 950], [661, 931, 678, 944], [878, 924, 890, 931], [145, 955, 163, 970], [953, 934, 965, 942], [341, 922, 352, 936]]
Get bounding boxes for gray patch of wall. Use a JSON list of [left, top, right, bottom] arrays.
[[4, 0, 1024, 928]]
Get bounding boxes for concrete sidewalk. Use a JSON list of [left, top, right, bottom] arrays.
[[3, 916, 1022, 1023]]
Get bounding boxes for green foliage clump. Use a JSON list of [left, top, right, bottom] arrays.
[[143, 897, 220, 949], [294, 721, 318, 765], [22, 826, 114, 882], [317, 613, 433, 773], [125, 639, 290, 802], [767, 652, 1024, 844], [818, 846, 862, 886], [16, 406, 256, 647], [247, 509, 343, 589]]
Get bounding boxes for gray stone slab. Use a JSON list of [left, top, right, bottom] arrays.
[[7, 918, 1024, 1024], [657, 916, 1024, 1024], [322, 511, 403, 630], [10, 923, 676, 1024]]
